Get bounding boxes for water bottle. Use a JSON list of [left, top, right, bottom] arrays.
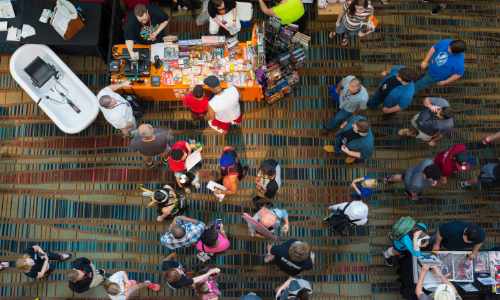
[[178, 5, 181, 13], [195, 142, 202, 150]]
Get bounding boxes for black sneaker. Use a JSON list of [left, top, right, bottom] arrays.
[[421, 0, 429, 2], [252, 195, 263, 203], [382, 252, 393, 267], [322, 127, 332, 135], [431, 4, 445, 15], [60, 253, 73, 261], [95, 269, 106, 275], [146, 161, 155, 169]]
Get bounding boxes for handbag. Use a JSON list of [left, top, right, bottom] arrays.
[[358, 15, 379, 37]]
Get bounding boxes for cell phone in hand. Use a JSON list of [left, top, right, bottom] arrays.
[[216, 219, 222, 229]]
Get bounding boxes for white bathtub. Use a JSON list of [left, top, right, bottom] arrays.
[[10, 44, 99, 134]]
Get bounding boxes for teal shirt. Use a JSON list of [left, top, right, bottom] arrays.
[[334, 116, 374, 160]]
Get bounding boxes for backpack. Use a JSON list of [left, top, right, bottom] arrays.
[[326, 203, 361, 234], [122, 88, 145, 118], [391, 216, 416, 241]]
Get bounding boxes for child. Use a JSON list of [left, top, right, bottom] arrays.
[[176, 170, 201, 193], [183, 85, 209, 121], [193, 268, 220, 300], [350, 176, 377, 199]]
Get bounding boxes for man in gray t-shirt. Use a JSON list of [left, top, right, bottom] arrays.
[[384, 158, 442, 203], [129, 124, 174, 168], [398, 97, 454, 147], [323, 76, 369, 135]]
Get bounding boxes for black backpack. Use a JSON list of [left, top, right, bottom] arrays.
[[325, 203, 361, 234], [122, 87, 145, 118]]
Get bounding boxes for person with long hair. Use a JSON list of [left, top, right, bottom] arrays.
[[213, 147, 249, 201], [104, 271, 160, 299], [196, 225, 230, 254], [382, 224, 429, 267], [275, 277, 312, 300], [176, 170, 201, 194], [162, 253, 221, 290], [16, 245, 73, 279], [329, 0, 373, 46]]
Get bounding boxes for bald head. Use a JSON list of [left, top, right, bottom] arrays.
[[348, 78, 362, 94], [138, 124, 154, 139], [258, 207, 278, 227], [171, 225, 186, 239]]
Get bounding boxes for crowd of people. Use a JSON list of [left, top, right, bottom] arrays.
[[5, 1, 498, 300]]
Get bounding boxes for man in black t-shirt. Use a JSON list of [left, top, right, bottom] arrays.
[[266, 239, 315, 276], [253, 159, 281, 204], [208, 0, 240, 35], [67, 257, 106, 293], [124, 4, 170, 59]]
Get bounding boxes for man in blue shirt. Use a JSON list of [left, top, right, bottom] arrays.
[[415, 39, 466, 95]]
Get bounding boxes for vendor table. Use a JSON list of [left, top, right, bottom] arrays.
[[0, 1, 23, 53], [18, 1, 111, 62], [408, 251, 495, 296], [111, 43, 263, 101]]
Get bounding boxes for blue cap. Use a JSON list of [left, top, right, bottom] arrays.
[[220, 155, 235, 167]]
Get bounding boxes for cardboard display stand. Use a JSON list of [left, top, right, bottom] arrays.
[[315, 3, 343, 22]]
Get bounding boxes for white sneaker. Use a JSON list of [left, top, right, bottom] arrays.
[[208, 120, 224, 133]]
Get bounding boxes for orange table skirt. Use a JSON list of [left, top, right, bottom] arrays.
[[111, 44, 263, 102]]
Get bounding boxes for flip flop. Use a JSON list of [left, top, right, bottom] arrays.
[[341, 37, 349, 46], [329, 31, 336, 39], [398, 129, 409, 137]]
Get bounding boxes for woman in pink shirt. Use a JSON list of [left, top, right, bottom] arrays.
[[196, 225, 230, 254]]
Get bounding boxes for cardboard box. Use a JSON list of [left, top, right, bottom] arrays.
[[315, 3, 343, 22]]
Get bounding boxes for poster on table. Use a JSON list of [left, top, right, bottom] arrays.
[[436, 252, 454, 281], [490, 252, 500, 292], [452, 252, 474, 282], [474, 252, 489, 273]]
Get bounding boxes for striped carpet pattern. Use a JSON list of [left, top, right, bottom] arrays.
[[1, 1, 500, 299]]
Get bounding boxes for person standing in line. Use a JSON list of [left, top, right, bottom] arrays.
[[367, 66, 416, 120], [397, 97, 454, 146], [383, 159, 441, 203], [169, 140, 202, 188], [162, 253, 221, 290], [323, 76, 369, 135], [196, 225, 230, 254], [324, 116, 374, 164], [461, 162, 500, 189], [207, 0, 240, 35], [433, 144, 470, 184], [204, 76, 243, 133], [249, 206, 289, 237], [161, 215, 205, 250], [265, 239, 315, 276], [129, 124, 174, 168], [252, 159, 281, 204], [97, 80, 136, 139], [16, 245, 73, 279], [350, 176, 377, 200], [213, 147, 249, 201], [327, 200, 369, 226], [104, 270, 160, 299], [275, 277, 312, 300], [256, 0, 307, 33], [415, 39, 466, 95], [328, 0, 374, 46], [124, 4, 170, 59], [67, 257, 106, 293], [430, 221, 485, 260], [382, 223, 429, 266]]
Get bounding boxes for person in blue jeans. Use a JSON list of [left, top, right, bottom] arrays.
[[350, 176, 377, 199], [415, 39, 466, 95], [367, 66, 416, 120], [382, 223, 429, 267], [324, 116, 374, 164], [323, 76, 369, 135]]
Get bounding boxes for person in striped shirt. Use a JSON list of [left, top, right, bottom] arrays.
[[329, 0, 373, 46]]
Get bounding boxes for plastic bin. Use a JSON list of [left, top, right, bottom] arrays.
[[236, 2, 253, 27]]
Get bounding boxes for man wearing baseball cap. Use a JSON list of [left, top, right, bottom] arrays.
[[433, 144, 469, 184], [204, 75, 243, 133]]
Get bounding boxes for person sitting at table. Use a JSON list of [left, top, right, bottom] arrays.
[[256, 0, 307, 33], [213, 147, 248, 201], [124, 4, 170, 59], [416, 265, 458, 300], [172, 0, 202, 18], [207, 0, 241, 35], [97, 80, 136, 139]]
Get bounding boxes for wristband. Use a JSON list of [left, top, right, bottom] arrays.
[[422, 62, 429, 65], [128, 49, 133, 52], [233, 19, 236, 21], [220, 230, 225, 233], [122, 82, 126, 87]]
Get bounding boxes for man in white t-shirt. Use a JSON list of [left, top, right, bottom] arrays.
[[204, 76, 242, 133], [97, 80, 136, 138]]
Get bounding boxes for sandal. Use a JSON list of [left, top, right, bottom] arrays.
[[398, 129, 409, 137], [184, 188, 191, 193], [146, 161, 155, 169], [329, 31, 336, 39], [341, 37, 349, 46]]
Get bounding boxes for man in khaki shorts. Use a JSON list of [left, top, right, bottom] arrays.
[[67, 257, 106, 293], [398, 97, 454, 147]]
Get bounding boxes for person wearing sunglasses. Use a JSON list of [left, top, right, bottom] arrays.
[[397, 97, 454, 147], [415, 39, 466, 95]]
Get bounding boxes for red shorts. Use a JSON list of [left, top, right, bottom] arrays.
[[212, 115, 242, 131]]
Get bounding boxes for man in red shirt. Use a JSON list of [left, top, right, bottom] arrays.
[[433, 144, 470, 184], [183, 85, 209, 121]]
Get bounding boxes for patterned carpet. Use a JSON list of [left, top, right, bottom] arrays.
[[1, 0, 500, 299]]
